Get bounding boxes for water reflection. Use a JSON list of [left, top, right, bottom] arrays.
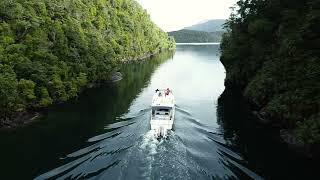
[[0, 52, 174, 180], [3, 44, 312, 180], [35, 44, 263, 180], [217, 87, 318, 179]]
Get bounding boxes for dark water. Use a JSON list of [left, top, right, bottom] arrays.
[[0, 44, 317, 179]]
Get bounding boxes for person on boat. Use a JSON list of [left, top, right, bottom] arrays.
[[165, 88, 170, 96]]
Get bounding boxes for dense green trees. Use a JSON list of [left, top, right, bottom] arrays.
[[0, 0, 175, 122], [221, 0, 320, 145]]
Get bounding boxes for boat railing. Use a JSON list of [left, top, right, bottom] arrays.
[[155, 89, 172, 95]]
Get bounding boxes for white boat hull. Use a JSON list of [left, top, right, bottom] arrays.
[[150, 108, 175, 138], [150, 89, 175, 138]]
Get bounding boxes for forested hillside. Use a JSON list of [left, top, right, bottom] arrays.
[[220, 0, 320, 147], [0, 0, 175, 123], [168, 30, 223, 43]]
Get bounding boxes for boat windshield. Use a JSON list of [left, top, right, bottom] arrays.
[[152, 107, 172, 120]]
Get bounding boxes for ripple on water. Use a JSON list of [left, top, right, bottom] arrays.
[[36, 105, 262, 180], [35, 108, 150, 180]]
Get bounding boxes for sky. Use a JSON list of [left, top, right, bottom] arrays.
[[137, 0, 238, 32]]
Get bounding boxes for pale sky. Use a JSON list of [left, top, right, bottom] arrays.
[[137, 0, 238, 32]]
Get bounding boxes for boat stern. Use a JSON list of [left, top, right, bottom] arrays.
[[150, 120, 173, 138]]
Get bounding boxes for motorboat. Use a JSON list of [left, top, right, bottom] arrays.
[[150, 88, 175, 138]]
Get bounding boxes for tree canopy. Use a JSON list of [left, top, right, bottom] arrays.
[[220, 0, 320, 145], [0, 0, 175, 121]]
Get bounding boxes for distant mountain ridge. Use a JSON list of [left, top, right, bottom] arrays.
[[168, 19, 226, 43], [168, 30, 224, 43], [184, 19, 226, 32]]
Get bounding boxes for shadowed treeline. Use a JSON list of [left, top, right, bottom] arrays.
[[0, 0, 174, 123], [0, 51, 174, 179], [220, 0, 320, 149], [217, 87, 319, 179]]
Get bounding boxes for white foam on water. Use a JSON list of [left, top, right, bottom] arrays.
[[140, 130, 159, 155], [136, 130, 159, 179]]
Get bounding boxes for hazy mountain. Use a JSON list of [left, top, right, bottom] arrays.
[[184, 19, 226, 32], [168, 30, 224, 43]]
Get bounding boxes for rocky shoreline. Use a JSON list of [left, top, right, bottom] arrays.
[[256, 112, 320, 159], [0, 111, 40, 129], [0, 51, 172, 129], [0, 72, 122, 130], [225, 82, 320, 159]]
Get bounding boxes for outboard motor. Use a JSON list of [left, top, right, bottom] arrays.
[[159, 126, 167, 138], [154, 127, 161, 138]]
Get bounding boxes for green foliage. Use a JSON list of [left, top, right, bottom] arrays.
[[0, 64, 19, 116], [168, 29, 224, 43], [48, 74, 67, 102], [221, 0, 320, 144], [37, 87, 52, 107], [18, 79, 36, 104], [248, 19, 274, 40], [76, 73, 87, 87], [295, 116, 320, 144], [0, 0, 175, 120]]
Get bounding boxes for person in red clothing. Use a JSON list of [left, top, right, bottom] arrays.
[[165, 88, 170, 96]]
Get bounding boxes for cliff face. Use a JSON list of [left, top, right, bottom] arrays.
[[220, 0, 320, 148], [0, 0, 175, 122]]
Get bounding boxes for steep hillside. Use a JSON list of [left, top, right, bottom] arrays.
[[184, 19, 225, 32], [220, 0, 320, 150], [0, 0, 175, 124], [168, 29, 223, 43]]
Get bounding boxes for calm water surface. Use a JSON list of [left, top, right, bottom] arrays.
[[0, 44, 317, 179]]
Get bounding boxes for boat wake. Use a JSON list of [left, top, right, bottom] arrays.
[[35, 105, 262, 180]]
